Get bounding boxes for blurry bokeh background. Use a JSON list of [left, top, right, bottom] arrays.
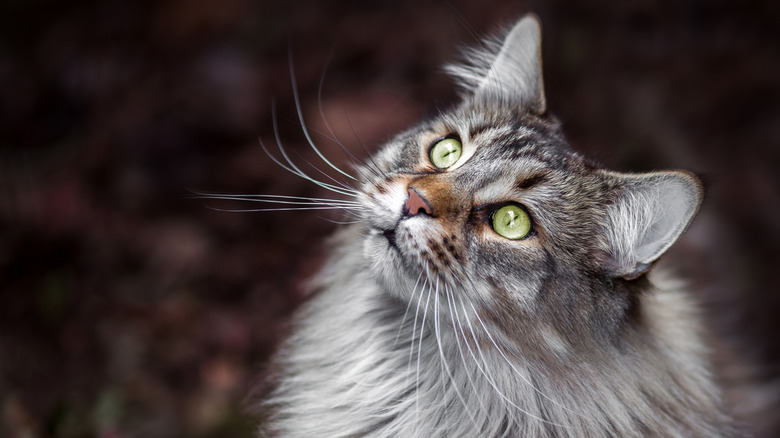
[[1, 0, 779, 436]]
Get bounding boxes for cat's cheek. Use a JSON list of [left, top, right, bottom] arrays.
[[363, 231, 394, 271], [468, 237, 549, 308], [362, 231, 418, 300]]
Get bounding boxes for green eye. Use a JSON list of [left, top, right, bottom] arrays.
[[491, 204, 532, 240], [429, 137, 462, 169]]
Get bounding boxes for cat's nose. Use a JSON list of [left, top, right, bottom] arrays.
[[403, 187, 433, 217]]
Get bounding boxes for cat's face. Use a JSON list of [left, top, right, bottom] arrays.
[[354, 17, 703, 350], [358, 102, 619, 345], [225, 16, 700, 352]]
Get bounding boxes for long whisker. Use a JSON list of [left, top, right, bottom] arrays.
[[191, 195, 360, 208], [190, 191, 358, 204], [444, 284, 489, 425], [455, 297, 520, 416], [260, 136, 355, 198], [449, 291, 521, 417], [415, 280, 433, 427], [288, 48, 358, 182], [408, 263, 429, 378], [319, 217, 361, 225], [395, 269, 425, 347], [291, 148, 356, 192], [308, 124, 382, 186], [268, 105, 357, 197], [343, 109, 388, 180], [433, 278, 480, 430], [268, 102, 356, 196], [456, 295, 572, 428], [451, 269, 597, 426], [204, 206, 354, 213], [464, 294, 595, 424], [315, 53, 384, 182]]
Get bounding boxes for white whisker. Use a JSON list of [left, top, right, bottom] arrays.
[[320, 217, 361, 225], [456, 295, 572, 429], [288, 50, 358, 182], [314, 57, 384, 182], [191, 191, 360, 204], [407, 264, 429, 379], [433, 279, 480, 431], [268, 106, 358, 197], [450, 271, 596, 426], [464, 296, 595, 425], [205, 206, 357, 213], [194, 196, 361, 209], [395, 269, 425, 347], [444, 284, 489, 424], [341, 108, 388, 180], [415, 281, 433, 430], [292, 149, 357, 192]]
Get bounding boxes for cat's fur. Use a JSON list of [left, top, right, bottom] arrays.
[[258, 16, 737, 437]]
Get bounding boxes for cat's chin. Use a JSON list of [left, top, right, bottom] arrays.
[[363, 227, 425, 301]]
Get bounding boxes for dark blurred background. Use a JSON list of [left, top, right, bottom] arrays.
[[1, 0, 779, 436]]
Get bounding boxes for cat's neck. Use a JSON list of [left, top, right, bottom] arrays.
[[267, 227, 734, 437]]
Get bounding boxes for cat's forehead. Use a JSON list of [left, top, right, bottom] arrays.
[[432, 103, 582, 171], [438, 105, 526, 141]]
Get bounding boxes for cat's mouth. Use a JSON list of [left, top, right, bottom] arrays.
[[382, 229, 398, 250]]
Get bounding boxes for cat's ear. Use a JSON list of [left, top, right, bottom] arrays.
[[446, 15, 546, 114], [600, 171, 704, 279]]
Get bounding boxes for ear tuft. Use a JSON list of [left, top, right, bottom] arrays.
[[601, 171, 703, 279], [445, 14, 546, 113]]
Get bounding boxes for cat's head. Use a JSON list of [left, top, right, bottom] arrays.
[[357, 16, 703, 350]]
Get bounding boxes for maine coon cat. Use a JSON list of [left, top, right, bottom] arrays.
[[254, 15, 738, 437]]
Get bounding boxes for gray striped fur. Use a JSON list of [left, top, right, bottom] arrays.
[[258, 15, 737, 437]]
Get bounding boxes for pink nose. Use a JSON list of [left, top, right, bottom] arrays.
[[404, 187, 433, 217]]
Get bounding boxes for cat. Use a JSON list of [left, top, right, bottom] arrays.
[[253, 15, 739, 437]]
